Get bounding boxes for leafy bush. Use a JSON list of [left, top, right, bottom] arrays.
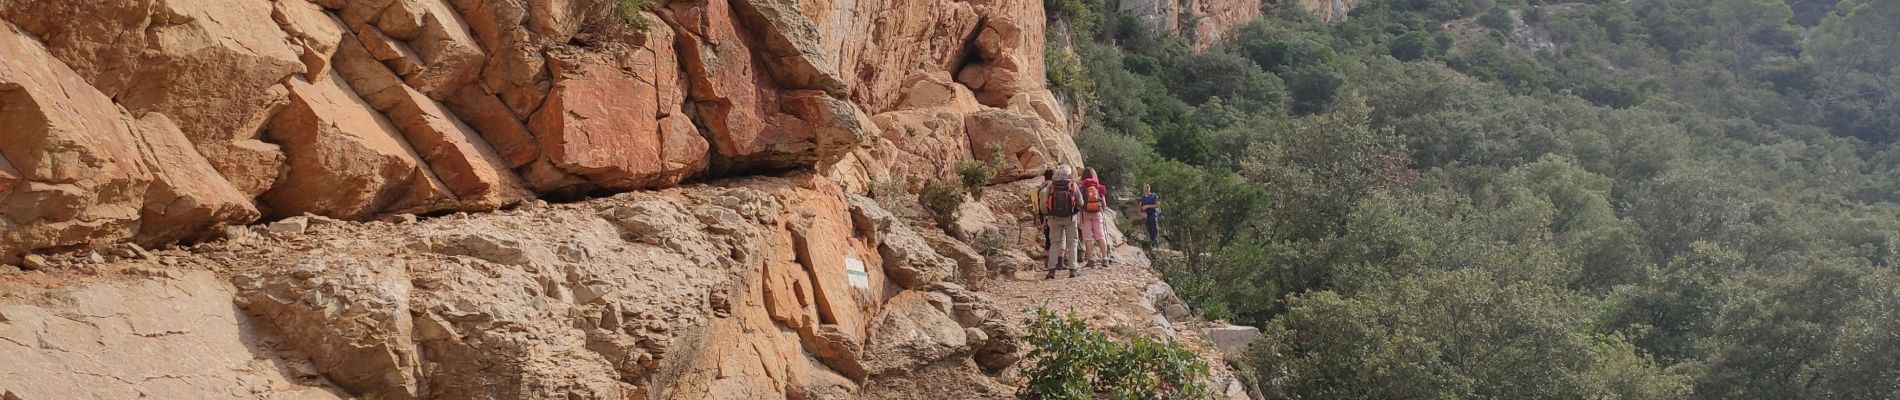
[[919, 180, 966, 227], [1076, 125, 1154, 188], [957, 159, 998, 200], [1019, 307, 1214, 400], [1480, 6, 1515, 35], [1046, 48, 1092, 93]]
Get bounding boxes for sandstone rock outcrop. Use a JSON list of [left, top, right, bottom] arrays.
[[2, 0, 1098, 396], [0, 0, 1082, 262], [0, 269, 346, 399], [172, 175, 1012, 399]]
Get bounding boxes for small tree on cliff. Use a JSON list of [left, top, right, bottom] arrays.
[[920, 180, 967, 228]]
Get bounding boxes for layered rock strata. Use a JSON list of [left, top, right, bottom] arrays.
[[0, 0, 1080, 264], [2, 175, 1025, 399]]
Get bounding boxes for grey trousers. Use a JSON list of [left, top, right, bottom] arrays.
[[1046, 216, 1078, 271]]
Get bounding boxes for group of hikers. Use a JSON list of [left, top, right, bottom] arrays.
[[1029, 164, 1160, 279]]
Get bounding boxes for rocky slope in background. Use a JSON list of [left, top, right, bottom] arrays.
[[0, 0, 1077, 264], [1117, 0, 1359, 50]]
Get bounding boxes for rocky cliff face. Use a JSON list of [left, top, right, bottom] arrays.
[[0, 0, 1090, 398], [0, 0, 1076, 264], [4, 174, 1033, 399]]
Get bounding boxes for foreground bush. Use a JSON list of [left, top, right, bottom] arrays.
[[1019, 307, 1213, 400]]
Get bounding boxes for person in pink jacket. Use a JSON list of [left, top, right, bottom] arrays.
[[1079, 168, 1109, 267]]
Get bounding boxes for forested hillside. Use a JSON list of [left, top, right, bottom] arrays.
[[1049, 0, 1900, 398]]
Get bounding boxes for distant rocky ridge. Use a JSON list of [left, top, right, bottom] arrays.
[[1117, 0, 1359, 50]]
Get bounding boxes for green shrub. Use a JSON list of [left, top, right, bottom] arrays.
[[1047, 48, 1092, 93], [957, 160, 998, 200], [919, 180, 966, 227], [1019, 307, 1215, 400], [614, 0, 650, 30], [870, 177, 914, 219]]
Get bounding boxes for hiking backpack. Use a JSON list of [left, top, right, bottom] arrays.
[[1047, 180, 1079, 217], [1084, 185, 1105, 212]]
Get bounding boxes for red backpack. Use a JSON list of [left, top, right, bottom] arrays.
[[1084, 185, 1104, 212]]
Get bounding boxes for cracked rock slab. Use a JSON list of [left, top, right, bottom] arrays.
[[0, 270, 345, 399]]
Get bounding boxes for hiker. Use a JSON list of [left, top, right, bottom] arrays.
[[1140, 184, 1160, 249], [1032, 168, 1054, 256], [1080, 168, 1109, 267], [1043, 165, 1083, 278]]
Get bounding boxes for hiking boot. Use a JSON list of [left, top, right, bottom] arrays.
[[1044, 270, 1057, 280], [1068, 269, 1078, 278]]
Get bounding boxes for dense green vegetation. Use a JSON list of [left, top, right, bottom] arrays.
[[1049, 0, 1900, 398], [1019, 308, 1215, 400]]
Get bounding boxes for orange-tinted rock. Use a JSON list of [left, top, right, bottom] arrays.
[[131, 113, 262, 245], [0, 154, 18, 195], [0, 21, 153, 262], [728, 0, 846, 96], [966, 109, 1072, 180], [666, 0, 782, 164], [263, 72, 456, 220], [385, 86, 534, 209], [528, 56, 708, 189], [803, 0, 983, 114], [274, 0, 348, 78], [0, 0, 305, 199], [450, 0, 551, 117], [444, 86, 539, 167], [362, 0, 486, 99], [867, 73, 984, 182], [330, 30, 532, 210], [783, 90, 876, 167]]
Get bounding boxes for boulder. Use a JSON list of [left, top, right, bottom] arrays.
[[0, 0, 305, 199], [131, 113, 263, 245], [845, 195, 958, 289], [862, 291, 970, 376], [966, 109, 1071, 180], [0, 21, 153, 263], [666, 0, 869, 170], [528, 56, 708, 189], [951, 199, 1001, 241], [369, 0, 487, 98], [265, 217, 311, 235], [273, 0, 349, 78], [728, 0, 847, 97], [782, 90, 877, 167], [262, 72, 457, 220], [236, 258, 424, 400], [383, 86, 534, 209], [0, 270, 345, 400], [1201, 324, 1262, 355]]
